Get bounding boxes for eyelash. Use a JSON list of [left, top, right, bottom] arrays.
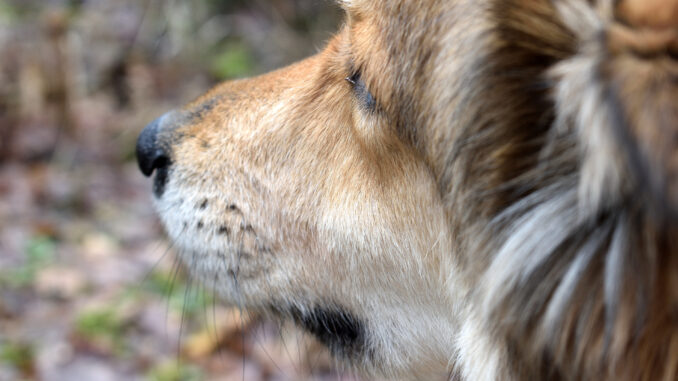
[[345, 72, 377, 110], [345, 72, 361, 86]]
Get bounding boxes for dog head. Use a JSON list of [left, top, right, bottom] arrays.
[[137, 1, 678, 379], [136, 13, 457, 379]]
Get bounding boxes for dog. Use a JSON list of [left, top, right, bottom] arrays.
[[136, 0, 678, 379]]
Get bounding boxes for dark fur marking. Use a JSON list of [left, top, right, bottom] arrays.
[[184, 96, 222, 124], [597, 64, 678, 222], [288, 304, 367, 358], [217, 226, 230, 235], [237, 250, 253, 260], [199, 199, 208, 209], [197, 221, 204, 229]]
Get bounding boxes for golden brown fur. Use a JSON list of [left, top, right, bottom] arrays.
[[137, 0, 678, 379]]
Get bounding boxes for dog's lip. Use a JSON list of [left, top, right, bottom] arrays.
[[153, 166, 170, 198]]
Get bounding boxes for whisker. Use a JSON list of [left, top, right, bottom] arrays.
[[278, 319, 299, 376], [230, 267, 247, 381], [210, 271, 229, 366], [164, 254, 182, 338], [176, 247, 201, 375], [243, 308, 286, 376], [138, 238, 176, 290]]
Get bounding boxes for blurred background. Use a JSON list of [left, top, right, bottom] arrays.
[[0, 1, 357, 380]]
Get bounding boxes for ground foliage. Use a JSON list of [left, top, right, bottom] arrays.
[[0, 1, 366, 380]]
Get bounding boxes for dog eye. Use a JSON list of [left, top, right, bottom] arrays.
[[345, 72, 360, 86], [345, 72, 376, 111]]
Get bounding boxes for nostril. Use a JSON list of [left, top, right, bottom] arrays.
[[151, 155, 170, 172], [137, 147, 170, 177], [145, 153, 170, 176], [136, 115, 172, 177]]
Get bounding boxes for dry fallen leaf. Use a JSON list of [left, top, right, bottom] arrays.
[[35, 266, 87, 299], [184, 307, 254, 359]]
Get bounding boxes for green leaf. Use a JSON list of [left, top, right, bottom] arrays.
[[146, 361, 203, 381], [209, 42, 255, 80], [0, 235, 56, 288], [0, 341, 34, 373], [75, 308, 123, 339]]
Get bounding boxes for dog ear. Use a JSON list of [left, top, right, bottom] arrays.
[[336, 0, 360, 11], [616, 0, 678, 29], [605, 29, 678, 220], [336, 0, 370, 19], [612, 0, 678, 218], [551, 0, 678, 220]]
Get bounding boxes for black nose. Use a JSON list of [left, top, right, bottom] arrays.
[[136, 115, 171, 177]]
